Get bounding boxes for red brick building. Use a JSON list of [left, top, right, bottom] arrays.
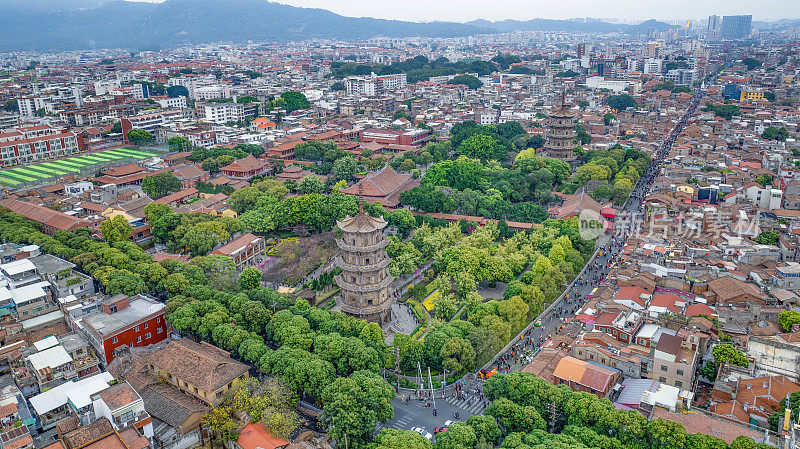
[[359, 128, 429, 146], [79, 295, 169, 364]]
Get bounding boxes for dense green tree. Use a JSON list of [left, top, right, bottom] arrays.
[[332, 156, 359, 181], [755, 230, 779, 246], [373, 429, 431, 449], [607, 94, 638, 111], [447, 75, 483, 89], [166, 85, 189, 97], [741, 58, 762, 71], [2, 99, 18, 112], [434, 423, 477, 449], [201, 158, 221, 174], [322, 370, 395, 447], [239, 267, 262, 290], [699, 360, 718, 381], [297, 175, 325, 194], [712, 344, 748, 367], [762, 127, 788, 141], [126, 129, 154, 145], [779, 310, 800, 332], [458, 134, 506, 161], [99, 215, 133, 244], [280, 91, 310, 112], [142, 172, 181, 200]]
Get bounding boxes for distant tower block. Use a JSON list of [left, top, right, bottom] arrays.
[[334, 207, 395, 324], [543, 107, 577, 162]]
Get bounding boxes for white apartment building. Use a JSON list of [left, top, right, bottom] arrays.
[[156, 96, 188, 109], [94, 79, 121, 96], [345, 73, 407, 97], [200, 102, 245, 124], [194, 85, 232, 101], [0, 124, 79, 166], [477, 109, 498, 125], [744, 183, 783, 210], [665, 69, 697, 86], [16, 97, 47, 118], [122, 108, 192, 134], [643, 58, 663, 75]]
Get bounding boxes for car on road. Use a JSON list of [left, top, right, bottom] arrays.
[[534, 319, 542, 327], [433, 426, 448, 434], [445, 420, 455, 426], [412, 427, 433, 440]]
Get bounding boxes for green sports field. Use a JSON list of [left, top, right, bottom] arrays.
[[0, 147, 159, 187]]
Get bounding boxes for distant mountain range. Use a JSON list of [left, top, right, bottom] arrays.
[[0, 0, 735, 52], [467, 18, 673, 34]]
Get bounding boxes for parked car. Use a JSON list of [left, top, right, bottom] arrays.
[[433, 427, 447, 434], [411, 427, 433, 440]]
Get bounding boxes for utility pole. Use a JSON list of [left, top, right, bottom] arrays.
[[442, 368, 447, 398], [395, 346, 401, 392], [428, 366, 436, 410]]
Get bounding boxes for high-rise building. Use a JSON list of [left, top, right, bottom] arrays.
[[577, 43, 588, 58], [721, 15, 752, 40], [643, 41, 661, 58], [334, 207, 395, 324], [542, 107, 577, 162], [707, 15, 721, 40]]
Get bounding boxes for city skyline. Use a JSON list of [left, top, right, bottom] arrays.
[[125, 0, 800, 23]]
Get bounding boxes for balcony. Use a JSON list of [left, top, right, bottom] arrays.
[[335, 239, 389, 253], [114, 410, 150, 430]]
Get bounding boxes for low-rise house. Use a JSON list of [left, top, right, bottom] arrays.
[[60, 333, 101, 379], [710, 374, 800, 429], [649, 333, 698, 390], [210, 233, 265, 271], [552, 355, 621, 398], [30, 254, 94, 300], [233, 423, 289, 449], [592, 310, 643, 344], [91, 381, 154, 439], [144, 339, 249, 406], [28, 371, 113, 430]]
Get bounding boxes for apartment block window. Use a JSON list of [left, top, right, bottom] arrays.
[[157, 327, 163, 333], [659, 377, 667, 383], [675, 380, 683, 388], [112, 337, 118, 344], [136, 336, 142, 343], [135, 325, 140, 332], [144, 323, 148, 329], [676, 369, 684, 376], [145, 332, 151, 339], [660, 365, 668, 372]]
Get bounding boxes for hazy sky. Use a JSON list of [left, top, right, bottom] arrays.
[[131, 0, 797, 22]]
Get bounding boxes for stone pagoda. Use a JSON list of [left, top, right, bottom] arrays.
[[334, 206, 395, 324], [543, 107, 577, 162]]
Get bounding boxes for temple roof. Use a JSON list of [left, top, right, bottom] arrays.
[[337, 209, 387, 233]]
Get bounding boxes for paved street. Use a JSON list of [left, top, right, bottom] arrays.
[[385, 378, 488, 437], [384, 84, 706, 439]]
